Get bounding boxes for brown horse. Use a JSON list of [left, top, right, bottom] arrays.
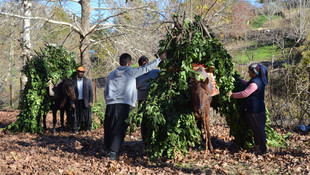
[[43, 78, 76, 134], [191, 74, 214, 153]]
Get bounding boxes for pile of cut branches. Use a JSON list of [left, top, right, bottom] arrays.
[[8, 45, 77, 133], [130, 15, 287, 159]]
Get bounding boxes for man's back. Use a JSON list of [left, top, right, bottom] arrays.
[[104, 58, 162, 107], [136, 69, 161, 101]]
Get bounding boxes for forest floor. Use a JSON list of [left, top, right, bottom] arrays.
[[0, 110, 309, 174]]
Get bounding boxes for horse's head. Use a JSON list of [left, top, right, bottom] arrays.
[[191, 78, 212, 118], [63, 78, 76, 100]]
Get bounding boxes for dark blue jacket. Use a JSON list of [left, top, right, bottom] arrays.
[[244, 76, 266, 113]]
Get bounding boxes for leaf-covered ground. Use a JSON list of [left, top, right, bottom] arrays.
[[0, 110, 309, 174]]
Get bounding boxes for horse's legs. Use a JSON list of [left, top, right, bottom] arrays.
[[197, 120, 204, 142], [43, 113, 47, 130], [52, 108, 57, 135], [205, 113, 213, 153], [203, 117, 208, 152], [60, 109, 65, 131]]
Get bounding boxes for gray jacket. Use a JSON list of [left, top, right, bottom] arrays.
[[104, 58, 161, 107]]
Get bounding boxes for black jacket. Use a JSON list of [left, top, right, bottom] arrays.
[[74, 77, 94, 108], [244, 76, 266, 113]]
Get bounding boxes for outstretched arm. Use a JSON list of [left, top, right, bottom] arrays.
[[132, 52, 166, 78], [230, 83, 258, 99]]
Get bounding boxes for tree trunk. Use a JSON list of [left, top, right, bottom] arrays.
[[20, 0, 32, 90], [10, 25, 14, 108], [80, 0, 92, 79]]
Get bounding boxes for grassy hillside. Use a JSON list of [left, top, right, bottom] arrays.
[[251, 15, 283, 29], [228, 14, 290, 64], [229, 45, 284, 64]]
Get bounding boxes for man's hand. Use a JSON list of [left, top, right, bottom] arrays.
[[228, 91, 233, 97], [160, 52, 166, 60], [89, 103, 93, 107], [71, 104, 75, 109]]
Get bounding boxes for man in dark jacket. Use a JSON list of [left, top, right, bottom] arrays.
[[73, 66, 93, 133]]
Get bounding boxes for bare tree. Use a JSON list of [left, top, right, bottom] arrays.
[[19, 0, 32, 90], [0, 0, 237, 78], [285, 0, 310, 45], [176, 0, 234, 28], [229, 0, 254, 41], [272, 0, 310, 62], [0, 1, 24, 107], [259, 0, 282, 21], [0, 0, 158, 78], [111, 1, 164, 60]]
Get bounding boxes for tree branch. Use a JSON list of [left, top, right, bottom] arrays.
[[66, 0, 80, 3], [0, 12, 83, 35], [94, 23, 146, 32], [89, 5, 150, 33]]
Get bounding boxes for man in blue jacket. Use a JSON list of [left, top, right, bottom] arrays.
[[104, 53, 166, 160]]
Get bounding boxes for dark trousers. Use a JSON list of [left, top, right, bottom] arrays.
[[104, 104, 130, 153], [138, 100, 147, 142], [246, 112, 267, 152], [74, 100, 92, 131], [141, 117, 147, 142]]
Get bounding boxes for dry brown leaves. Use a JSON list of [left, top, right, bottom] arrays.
[[0, 111, 309, 174]]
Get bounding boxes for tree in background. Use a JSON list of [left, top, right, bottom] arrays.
[[19, 0, 32, 90], [111, 0, 162, 60], [0, 0, 161, 79], [0, 0, 170, 108], [178, 0, 234, 27], [229, 0, 254, 41], [271, 0, 310, 61], [0, 1, 22, 108], [259, 0, 282, 21], [285, 0, 310, 46], [40, 5, 80, 50], [0, 0, 80, 108]]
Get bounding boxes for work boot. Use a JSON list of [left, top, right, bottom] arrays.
[[108, 151, 117, 161], [258, 148, 267, 155]]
